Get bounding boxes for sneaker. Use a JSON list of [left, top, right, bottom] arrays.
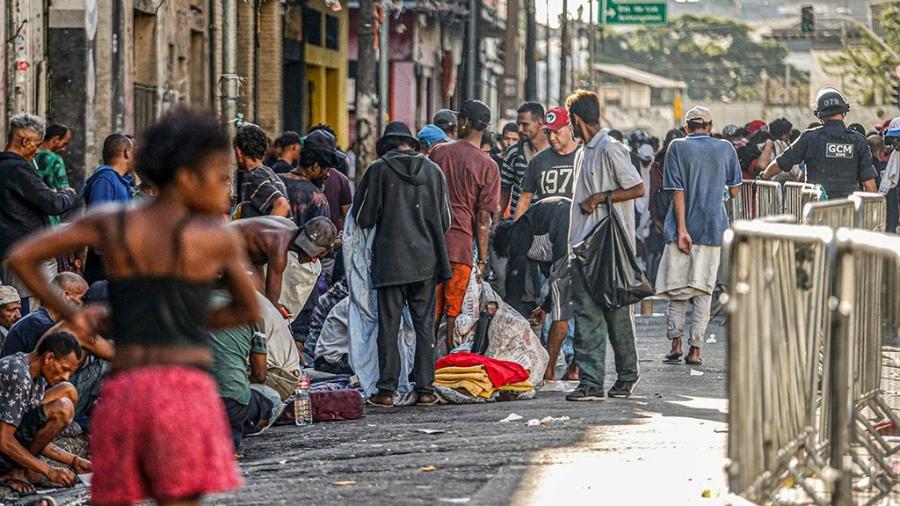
[[565, 384, 606, 401], [608, 377, 640, 398]]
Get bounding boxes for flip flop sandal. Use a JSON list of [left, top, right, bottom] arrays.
[[415, 396, 440, 407], [685, 357, 703, 366], [28, 496, 58, 506], [663, 351, 683, 363], [366, 398, 395, 408]]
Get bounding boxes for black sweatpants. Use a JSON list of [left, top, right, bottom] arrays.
[[376, 278, 437, 394]]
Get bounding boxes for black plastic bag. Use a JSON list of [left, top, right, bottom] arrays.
[[572, 201, 653, 310], [470, 301, 498, 355]]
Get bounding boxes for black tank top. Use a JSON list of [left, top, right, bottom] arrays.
[[107, 210, 214, 347]]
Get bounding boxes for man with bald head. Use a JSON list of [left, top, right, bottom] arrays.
[[0, 114, 79, 311], [1, 272, 87, 357]]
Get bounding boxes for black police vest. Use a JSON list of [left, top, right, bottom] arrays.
[[805, 126, 861, 200]]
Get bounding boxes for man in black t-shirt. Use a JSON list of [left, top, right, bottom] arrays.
[[270, 131, 302, 174], [514, 107, 580, 220]]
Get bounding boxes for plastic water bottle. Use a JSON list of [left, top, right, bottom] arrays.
[[293, 374, 312, 426]]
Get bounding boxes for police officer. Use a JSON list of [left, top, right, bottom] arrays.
[[760, 87, 877, 199]]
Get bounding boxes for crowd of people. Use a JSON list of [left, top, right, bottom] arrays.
[[0, 83, 897, 504]]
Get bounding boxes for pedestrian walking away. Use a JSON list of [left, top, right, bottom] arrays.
[[656, 106, 742, 366], [565, 90, 645, 402]]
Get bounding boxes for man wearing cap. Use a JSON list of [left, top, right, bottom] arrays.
[[656, 106, 742, 367], [0, 286, 21, 343], [354, 121, 452, 407], [417, 124, 451, 156], [564, 90, 645, 401], [761, 87, 877, 199], [514, 106, 580, 219], [280, 129, 335, 229], [230, 216, 337, 319], [501, 102, 550, 216], [433, 109, 458, 140], [879, 117, 900, 233], [430, 101, 501, 343]]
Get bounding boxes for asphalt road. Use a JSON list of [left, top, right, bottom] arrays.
[[216, 308, 732, 506], [8, 306, 733, 506]]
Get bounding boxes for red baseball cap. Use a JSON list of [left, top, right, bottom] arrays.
[[543, 107, 571, 131]]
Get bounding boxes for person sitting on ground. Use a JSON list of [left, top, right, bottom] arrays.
[[208, 292, 278, 452], [255, 292, 302, 401], [1, 272, 88, 357], [0, 332, 90, 494], [307, 280, 352, 375], [493, 196, 576, 381], [270, 131, 302, 174], [34, 123, 74, 227], [234, 123, 292, 219], [229, 216, 337, 318], [36, 281, 113, 431], [0, 286, 22, 343]]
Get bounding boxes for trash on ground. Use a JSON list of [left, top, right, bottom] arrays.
[[415, 428, 446, 434], [540, 380, 579, 392], [499, 413, 523, 423], [527, 416, 571, 426], [701, 488, 718, 498], [706, 335, 717, 344], [421, 466, 437, 472], [714, 427, 729, 433], [853, 476, 871, 491], [438, 498, 471, 504], [333, 480, 357, 487], [690, 369, 704, 376]]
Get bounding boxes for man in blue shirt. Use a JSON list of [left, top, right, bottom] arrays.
[[82, 134, 135, 283], [83, 134, 135, 206], [656, 107, 742, 366]]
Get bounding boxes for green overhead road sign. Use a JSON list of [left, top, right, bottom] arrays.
[[601, 0, 668, 25]]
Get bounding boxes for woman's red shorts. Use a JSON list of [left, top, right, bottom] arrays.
[[90, 366, 242, 505]]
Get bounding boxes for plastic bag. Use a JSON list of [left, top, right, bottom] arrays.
[[572, 201, 653, 309]]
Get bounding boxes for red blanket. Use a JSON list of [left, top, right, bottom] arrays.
[[436, 352, 529, 388]]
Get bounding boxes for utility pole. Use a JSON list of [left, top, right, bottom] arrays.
[[466, 0, 478, 100], [559, 0, 569, 104], [524, 0, 537, 101], [221, 0, 239, 138], [356, 0, 379, 178], [545, 0, 551, 104], [378, 4, 390, 132], [500, 0, 522, 117], [589, 0, 595, 88]]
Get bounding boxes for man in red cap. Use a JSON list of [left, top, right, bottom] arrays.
[[514, 106, 580, 220]]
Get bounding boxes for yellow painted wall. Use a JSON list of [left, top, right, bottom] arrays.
[[304, 4, 348, 148]]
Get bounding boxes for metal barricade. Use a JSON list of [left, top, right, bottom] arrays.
[[784, 182, 820, 223], [724, 221, 835, 505], [829, 229, 900, 505], [731, 180, 784, 221], [803, 199, 857, 229], [849, 192, 887, 232]]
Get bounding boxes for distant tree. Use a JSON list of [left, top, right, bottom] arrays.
[[823, 3, 900, 106], [595, 14, 806, 102]]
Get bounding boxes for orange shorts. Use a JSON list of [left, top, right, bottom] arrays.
[[435, 262, 473, 319]]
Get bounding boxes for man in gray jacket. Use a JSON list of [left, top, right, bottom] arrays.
[[353, 121, 452, 407]]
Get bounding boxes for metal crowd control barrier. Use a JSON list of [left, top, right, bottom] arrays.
[[724, 221, 835, 505], [784, 182, 821, 223], [804, 199, 857, 229], [829, 229, 900, 505], [849, 192, 887, 232], [731, 179, 784, 221]]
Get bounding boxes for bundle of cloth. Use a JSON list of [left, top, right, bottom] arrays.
[[433, 352, 535, 403], [445, 271, 549, 387]]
